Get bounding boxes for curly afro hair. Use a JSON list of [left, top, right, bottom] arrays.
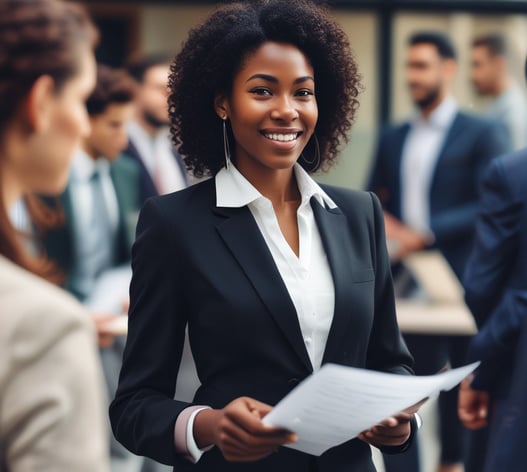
[[168, 0, 362, 177]]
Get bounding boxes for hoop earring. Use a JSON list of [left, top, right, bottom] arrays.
[[300, 133, 321, 171], [222, 118, 231, 170]]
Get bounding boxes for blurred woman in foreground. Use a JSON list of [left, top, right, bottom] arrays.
[[0, 0, 109, 470]]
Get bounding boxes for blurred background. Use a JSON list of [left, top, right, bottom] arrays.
[[80, 0, 527, 190]]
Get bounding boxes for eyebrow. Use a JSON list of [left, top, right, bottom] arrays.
[[246, 74, 314, 84]]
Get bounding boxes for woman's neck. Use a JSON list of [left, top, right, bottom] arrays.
[[236, 163, 300, 206]]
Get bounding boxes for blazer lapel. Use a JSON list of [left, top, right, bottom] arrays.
[[214, 205, 313, 373], [432, 112, 465, 170], [311, 198, 362, 364], [391, 124, 411, 217]]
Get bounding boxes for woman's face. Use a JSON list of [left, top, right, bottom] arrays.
[[218, 42, 318, 175], [15, 48, 96, 197]]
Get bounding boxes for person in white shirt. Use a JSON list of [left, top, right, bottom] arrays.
[[110, 2, 423, 471], [471, 33, 527, 150], [125, 54, 189, 202]]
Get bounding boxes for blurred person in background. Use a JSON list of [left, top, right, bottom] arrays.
[[0, 0, 109, 470], [41, 63, 168, 472], [471, 33, 527, 150], [368, 31, 509, 472], [125, 53, 189, 203], [43, 64, 138, 307], [459, 58, 527, 472]]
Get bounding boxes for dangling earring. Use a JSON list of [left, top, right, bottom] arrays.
[[222, 117, 231, 170], [300, 133, 321, 171]]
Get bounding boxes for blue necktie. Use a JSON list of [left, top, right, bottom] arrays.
[[87, 168, 113, 277]]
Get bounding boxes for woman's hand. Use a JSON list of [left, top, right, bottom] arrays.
[[358, 398, 425, 448], [193, 397, 297, 462]]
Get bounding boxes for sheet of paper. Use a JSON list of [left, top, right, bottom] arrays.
[[263, 362, 479, 456], [84, 265, 132, 314]]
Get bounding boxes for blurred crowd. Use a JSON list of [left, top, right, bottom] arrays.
[[1, 1, 526, 472]]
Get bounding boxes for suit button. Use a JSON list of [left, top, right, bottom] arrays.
[[288, 378, 300, 386]]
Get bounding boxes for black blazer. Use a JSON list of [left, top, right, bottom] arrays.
[[109, 178, 414, 471], [368, 111, 509, 278]]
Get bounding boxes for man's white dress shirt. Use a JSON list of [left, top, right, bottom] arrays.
[[128, 121, 187, 194], [68, 150, 119, 300], [400, 96, 458, 236]]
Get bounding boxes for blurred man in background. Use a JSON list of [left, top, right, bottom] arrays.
[[125, 53, 189, 203], [471, 33, 527, 150], [369, 31, 509, 472]]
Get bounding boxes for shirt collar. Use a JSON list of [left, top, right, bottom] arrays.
[[413, 95, 458, 129], [70, 148, 110, 182], [215, 163, 337, 209]]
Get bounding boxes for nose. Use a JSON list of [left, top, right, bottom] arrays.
[[270, 95, 299, 122]]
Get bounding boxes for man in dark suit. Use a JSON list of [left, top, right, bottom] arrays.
[[459, 149, 527, 472], [125, 54, 189, 203], [368, 31, 509, 472]]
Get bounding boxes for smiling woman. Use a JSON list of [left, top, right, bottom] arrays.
[[168, 0, 361, 178], [110, 1, 419, 471]]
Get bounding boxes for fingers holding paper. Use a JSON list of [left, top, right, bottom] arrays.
[[358, 398, 426, 448], [194, 397, 297, 462]]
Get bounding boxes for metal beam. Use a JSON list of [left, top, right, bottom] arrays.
[[96, 0, 527, 11]]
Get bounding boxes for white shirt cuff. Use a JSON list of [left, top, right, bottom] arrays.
[[186, 407, 214, 463]]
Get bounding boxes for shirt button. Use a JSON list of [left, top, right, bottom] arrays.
[[305, 337, 312, 345], [312, 312, 316, 317]]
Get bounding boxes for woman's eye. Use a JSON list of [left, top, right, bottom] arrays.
[[296, 89, 314, 97], [250, 87, 272, 96]]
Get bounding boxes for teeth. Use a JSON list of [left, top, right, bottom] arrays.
[[264, 133, 298, 142]]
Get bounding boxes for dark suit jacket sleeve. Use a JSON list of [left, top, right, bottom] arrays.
[[463, 156, 521, 327], [109, 197, 192, 466], [469, 290, 527, 391], [366, 192, 417, 454], [430, 121, 510, 244], [365, 192, 413, 375]]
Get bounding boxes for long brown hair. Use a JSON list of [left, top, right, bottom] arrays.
[[0, 0, 98, 280]]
